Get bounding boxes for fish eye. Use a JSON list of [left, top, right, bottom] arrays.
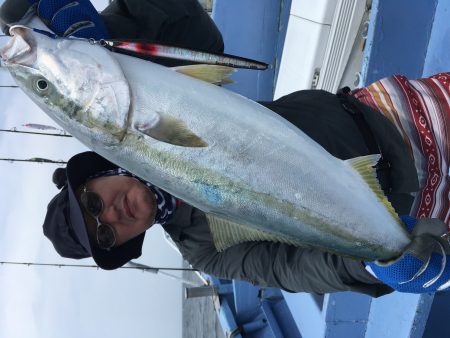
[[34, 78, 49, 94]]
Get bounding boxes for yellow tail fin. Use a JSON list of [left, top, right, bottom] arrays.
[[173, 65, 235, 85], [346, 155, 402, 224], [206, 214, 309, 252]]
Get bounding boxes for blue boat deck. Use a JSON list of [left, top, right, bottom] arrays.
[[208, 0, 450, 337], [362, 0, 450, 84], [212, 0, 290, 101], [205, 277, 301, 338]]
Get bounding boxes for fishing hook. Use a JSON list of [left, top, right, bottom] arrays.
[[88, 38, 107, 47]]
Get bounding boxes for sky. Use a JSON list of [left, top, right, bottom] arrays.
[[0, 1, 195, 337]]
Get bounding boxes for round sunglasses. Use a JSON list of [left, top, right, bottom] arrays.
[[80, 186, 116, 250]]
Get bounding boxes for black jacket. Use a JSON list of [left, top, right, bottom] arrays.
[[101, 0, 224, 67]]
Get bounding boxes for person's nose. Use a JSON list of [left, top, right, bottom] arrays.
[[99, 203, 121, 224]]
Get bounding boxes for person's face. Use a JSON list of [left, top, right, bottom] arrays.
[[80, 175, 157, 247]]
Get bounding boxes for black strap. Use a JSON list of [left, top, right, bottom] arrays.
[[337, 87, 380, 154], [337, 87, 392, 192]]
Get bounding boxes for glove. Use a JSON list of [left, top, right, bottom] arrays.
[[0, 0, 108, 39], [366, 216, 450, 293]]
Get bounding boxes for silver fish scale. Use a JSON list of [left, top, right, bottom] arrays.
[[88, 53, 409, 260], [2, 28, 411, 260]]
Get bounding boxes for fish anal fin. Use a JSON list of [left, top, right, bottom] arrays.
[[174, 65, 236, 85], [346, 155, 401, 224], [206, 214, 308, 252], [134, 114, 208, 148]]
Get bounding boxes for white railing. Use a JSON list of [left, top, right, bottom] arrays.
[[274, 0, 367, 98], [317, 0, 366, 92]]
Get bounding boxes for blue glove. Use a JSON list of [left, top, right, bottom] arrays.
[[366, 216, 450, 293], [0, 0, 108, 39], [36, 0, 109, 39]]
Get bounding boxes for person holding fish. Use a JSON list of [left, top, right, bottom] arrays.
[[1, 0, 448, 296]]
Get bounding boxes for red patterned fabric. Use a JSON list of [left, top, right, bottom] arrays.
[[352, 73, 449, 226]]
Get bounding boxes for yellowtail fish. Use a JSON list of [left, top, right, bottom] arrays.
[[0, 26, 411, 260]]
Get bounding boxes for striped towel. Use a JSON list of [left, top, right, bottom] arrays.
[[351, 73, 449, 226]]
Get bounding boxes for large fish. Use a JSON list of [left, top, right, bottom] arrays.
[[0, 26, 411, 260]]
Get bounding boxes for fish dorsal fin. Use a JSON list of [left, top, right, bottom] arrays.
[[346, 155, 401, 224], [173, 65, 235, 85], [134, 114, 208, 147], [206, 214, 309, 252]]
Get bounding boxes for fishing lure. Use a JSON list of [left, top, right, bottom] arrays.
[[100, 39, 269, 70], [31, 28, 269, 70]]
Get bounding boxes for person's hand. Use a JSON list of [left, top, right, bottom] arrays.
[[0, 0, 108, 39], [366, 216, 450, 293]]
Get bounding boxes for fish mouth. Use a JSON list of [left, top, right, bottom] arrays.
[[0, 25, 36, 66]]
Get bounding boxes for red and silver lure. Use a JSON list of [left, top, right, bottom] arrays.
[[30, 28, 269, 70], [101, 40, 269, 70]]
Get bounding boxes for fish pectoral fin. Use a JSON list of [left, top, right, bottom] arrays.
[[134, 114, 208, 147], [346, 155, 401, 224], [206, 214, 308, 252], [173, 65, 235, 85]]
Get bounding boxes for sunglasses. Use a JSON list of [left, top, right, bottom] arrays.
[[80, 186, 116, 250]]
